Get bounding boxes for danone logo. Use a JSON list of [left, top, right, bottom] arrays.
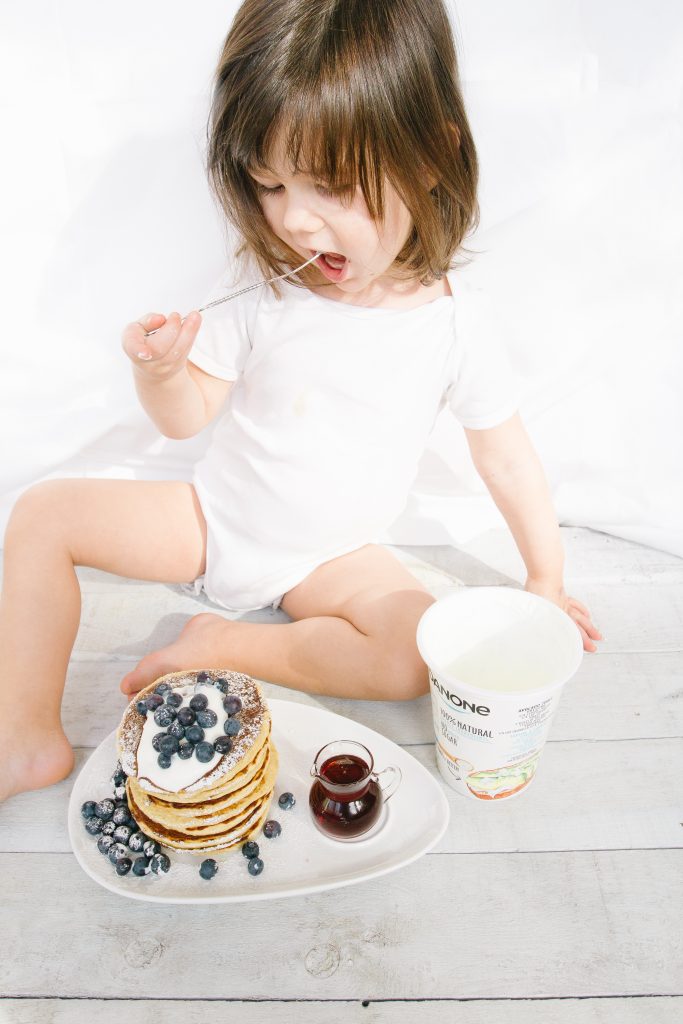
[[430, 672, 491, 716]]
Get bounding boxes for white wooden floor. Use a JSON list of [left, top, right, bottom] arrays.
[[1, 527, 682, 1023]]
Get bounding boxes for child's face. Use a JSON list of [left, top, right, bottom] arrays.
[[250, 134, 414, 302]]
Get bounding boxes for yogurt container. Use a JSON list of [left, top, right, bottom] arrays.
[[416, 587, 583, 801]]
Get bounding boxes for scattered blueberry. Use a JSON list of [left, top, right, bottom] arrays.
[[185, 724, 205, 745], [247, 857, 264, 876], [215, 677, 230, 693], [199, 858, 218, 880], [97, 835, 115, 856], [195, 741, 215, 763], [145, 693, 164, 711], [223, 718, 241, 737], [189, 693, 208, 712], [143, 839, 160, 858], [116, 857, 133, 876], [242, 841, 259, 859], [113, 824, 134, 845], [95, 798, 115, 821], [154, 706, 176, 728], [278, 792, 296, 810], [165, 691, 183, 708], [196, 671, 209, 683], [112, 805, 132, 826], [214, 735, 232, 755], [101, 820, 117, 836], [128, 831, 147, 853], [263, 820, 282, 839], [81, 801, 97, 819], [196, 709, 218, 729], [132, 856, 151, 876], [152, 732, 166, 753], [168, 719, 186, 740], [177, 739, 194, 759], [159, 734, 180, 756], [136, 700, 148, 716], [223, 695, 242, 715], [84, 816, 104, 836], [157, 752, 172, 769], [154, 682, 172, 695], [150, 853, 171, 874], [108, 842, 129, 865], [177, 707, 196, 727]]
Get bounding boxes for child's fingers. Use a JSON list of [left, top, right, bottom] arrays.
[[570, 608, 604, 641], [122, 311, 201, 365]]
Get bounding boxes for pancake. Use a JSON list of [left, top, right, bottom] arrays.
[[116, 668, 278, 857]]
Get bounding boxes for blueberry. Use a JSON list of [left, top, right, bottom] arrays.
[[157, 752, 172, 769], [84, 816, 104, 836], [177, 706, 196, 727], [189, 693, 208, 712], [128, 831, 147, 853], [159, 734, 180, 756], [150, 853, 171, 874], [242, 840, 259, 859], [223, 695, 242, 715], [132, 856, 151, 876], [185, 724, 205, 745], [81, 800, 97, 819], [278, 792, 296, 810], [199, 858, 218, 880], [196, 671, 209, 684], [214, 735, 232, 755], [168, 719, 186, 740], [97, 834, 115, 856], [215, 677, 230, 693], [154, 706, 176, 728], [247, 857, 264, 876], [108, 842, 129, 865], [177, 739, 194, 760], [116, 857, 133, 876], [196, 709, 218, 729], [111, 766, 127, 788], [195, 741, 215, 763], [165, 691, 183, 708], [136, 700, 148, 716], [113, 824, 134, 845], [154, 682, 172, 695], [223, 718, 241, 737], [101, 820, 117, 836], [143, 839, 160, 858], [95, 798, 115, 821], [145, 693, 164, 711], [112, 805, 132, 826], [263, 820, 282, 839], [152, 732, 166, 752]]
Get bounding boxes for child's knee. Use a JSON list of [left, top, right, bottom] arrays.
[[5, 480, 73, 545], [375, 641, 430, 701]]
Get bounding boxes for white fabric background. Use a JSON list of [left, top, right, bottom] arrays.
[[1, 1, 681, 557]]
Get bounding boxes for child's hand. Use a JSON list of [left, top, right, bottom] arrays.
[[524, 578, 604, 653], [122, 311, 202, 380]]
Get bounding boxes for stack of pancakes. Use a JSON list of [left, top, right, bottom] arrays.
[[116, 669, 278, 857]]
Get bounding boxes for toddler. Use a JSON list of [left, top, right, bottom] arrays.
[[0, 0, 601, 802]]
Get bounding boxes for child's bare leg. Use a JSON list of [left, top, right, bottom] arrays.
[[120, 545, 435, 702], [0, 479, 206, 802]]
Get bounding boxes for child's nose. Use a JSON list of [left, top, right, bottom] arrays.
[[281, 197, 324, 236]]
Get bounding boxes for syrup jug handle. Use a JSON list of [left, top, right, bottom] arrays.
[[375, 765, 402, 802]]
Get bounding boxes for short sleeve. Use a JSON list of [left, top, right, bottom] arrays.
[[445, 283, 519, 429], [187, 265, 260, 381]]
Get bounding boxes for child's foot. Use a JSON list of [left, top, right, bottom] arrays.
[[120, 613, 234, 698], [0, 725, 75, 804]]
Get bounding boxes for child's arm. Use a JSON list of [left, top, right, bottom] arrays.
[[465, 413, 603, 652], [121, 311, 233, 439]]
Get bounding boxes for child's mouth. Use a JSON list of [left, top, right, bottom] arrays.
[[312, 250, 348, 282]]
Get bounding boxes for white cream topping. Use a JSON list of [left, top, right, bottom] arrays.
[[137, 683, 229, 792]]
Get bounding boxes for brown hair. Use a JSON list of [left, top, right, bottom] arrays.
[[206, 0, 479, 295]]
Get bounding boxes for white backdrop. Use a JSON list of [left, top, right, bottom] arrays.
[[1, 1, 681, 557]]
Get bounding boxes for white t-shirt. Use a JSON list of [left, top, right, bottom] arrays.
[[188, 267, 518, 611]]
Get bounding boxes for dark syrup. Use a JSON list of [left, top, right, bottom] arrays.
[[309, 753, 381, 838]]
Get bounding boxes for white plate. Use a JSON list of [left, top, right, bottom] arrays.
[[68, 698, 449, 903]]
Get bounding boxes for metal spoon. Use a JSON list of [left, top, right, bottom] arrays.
[[144, 251, 322, 336]]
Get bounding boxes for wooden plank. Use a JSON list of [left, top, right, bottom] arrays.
[[59, 650, 683, 748], [3, 738, 680, 855], [1, 850, 681, 1000], [2, 996, 682, 1024]]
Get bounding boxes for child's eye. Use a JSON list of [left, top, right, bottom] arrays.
[[255, 183, 283, 195]]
